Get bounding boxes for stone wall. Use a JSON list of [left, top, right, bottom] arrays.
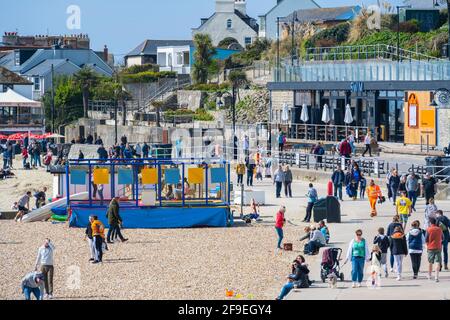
[[270, 90, 294, 121], [177, 90, 205, 111], [438, 108, 450, 148]]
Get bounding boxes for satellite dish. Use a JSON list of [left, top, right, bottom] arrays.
[[435, 89, 450, 109]]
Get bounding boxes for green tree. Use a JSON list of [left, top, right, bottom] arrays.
[[228, 69, 248, 101], [192, 33, 216, 84], [42, 75, 83, 131], [73, 67, 99, 118]]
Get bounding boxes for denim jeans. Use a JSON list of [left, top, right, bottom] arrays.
[[23, 286, 41, 300], [394, 255, 404, 277], [334, 184, 343, 200], [275, 227, 283, 249], [410, 253, 422, 276], [305, 202, 314, 222], [443, 234, 449, 265], [247, 172, 253, 186], [278, 282, 294, 300], [408, 190, 417, 210], [93, 235, 103, 262], [275, 182, 282, 198], [284, 182, 292, 197], [237, 174, 243, 185], [107, 224, 124, 242], [306, 240, 322, 254], [391, 186, 399, 203], [351, 256, 365, 283]]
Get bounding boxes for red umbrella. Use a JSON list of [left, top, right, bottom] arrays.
[[29, 133, 44, 140], [0, 134, 8, 140], [7, 133, 27, 141]]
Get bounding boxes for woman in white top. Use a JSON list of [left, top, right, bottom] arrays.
[[362, 132, 373, 157]]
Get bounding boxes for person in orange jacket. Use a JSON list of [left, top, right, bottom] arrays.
[[366, 179, 382, 217], [91, 216, 105, 264]]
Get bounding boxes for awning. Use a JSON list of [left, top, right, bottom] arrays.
[[0, 88, 41, 108]]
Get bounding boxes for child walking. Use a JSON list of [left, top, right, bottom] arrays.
[[373, 227, 390, 278], [368, 245, 382, 288]]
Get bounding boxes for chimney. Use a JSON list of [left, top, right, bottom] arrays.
[[103, 45, 108, 62], [235, 0, 246, 15]]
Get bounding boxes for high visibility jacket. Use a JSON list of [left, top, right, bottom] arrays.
[[366, 185, 381, 198]]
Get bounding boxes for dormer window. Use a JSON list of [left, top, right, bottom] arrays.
[[227, 19, 232, 29]]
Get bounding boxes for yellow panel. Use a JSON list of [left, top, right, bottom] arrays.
[[93, 168, 109, 185], [420, 110, 434, 128], [188, 167, 204, 184], [142, 168, 158, 185]]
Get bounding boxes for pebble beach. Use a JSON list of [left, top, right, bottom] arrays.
[[0, 220, 301, 300]]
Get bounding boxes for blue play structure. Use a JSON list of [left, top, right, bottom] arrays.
[[65, 158, 232, 229]]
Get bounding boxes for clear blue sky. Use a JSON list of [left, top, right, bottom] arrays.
[[1, 0, 403, 61]]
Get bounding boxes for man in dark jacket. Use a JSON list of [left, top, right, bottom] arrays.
[[283, 166, 293, 198], [436, 210, 450, 270], [142, 142, 150, 158], [422, 173, 437, 205], [331, 167, 345, 200], [106, 197, 128, 243], [387, 215, 403, 273], [97, 145, 108, 161]]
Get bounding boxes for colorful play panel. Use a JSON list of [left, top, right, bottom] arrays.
[[65, 158, 232, 229]]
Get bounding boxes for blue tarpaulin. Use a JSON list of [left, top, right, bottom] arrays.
[[69, 206, 229, 229]]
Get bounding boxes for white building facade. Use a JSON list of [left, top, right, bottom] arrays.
[[192, 0, 259, 48], [157, 45, 191, 75]]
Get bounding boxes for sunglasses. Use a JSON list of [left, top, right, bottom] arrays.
[[356, 233, 362, 236]]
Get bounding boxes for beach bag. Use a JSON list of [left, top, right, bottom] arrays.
[[283, 243, 293, 251]]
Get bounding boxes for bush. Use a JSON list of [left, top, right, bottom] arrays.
[[193, 108, 215, 121], [399, 20, 420, 33], [305, 23, 350, 48], [164, 108, 215, 121], [184, 82, 231, 92], [121, 64, 159, 74], [120, 71, 176, 83]]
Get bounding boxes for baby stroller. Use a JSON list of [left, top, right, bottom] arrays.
[[320, 248, 344, 283]]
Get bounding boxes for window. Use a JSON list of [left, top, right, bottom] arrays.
[[33, 77, 40, 91], [227, 19, 232, 29], [157, 53, 167, 67], [176, 52, 183, 66], [168, 53, 173, 67], [245, 37, 252, 46]]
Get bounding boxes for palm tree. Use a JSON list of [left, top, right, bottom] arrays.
[[228, 69, 248, 101], [73, 67, 98, 118], [192, 33, 216, 84]]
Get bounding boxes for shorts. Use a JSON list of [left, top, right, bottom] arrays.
[[400, 214, 409, 223], [427, 250, 442, 264], [18, 206, 28, 213]]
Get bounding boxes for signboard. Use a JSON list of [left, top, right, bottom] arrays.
[[408, 93, 419, 128], [350, 82, 364, 93]]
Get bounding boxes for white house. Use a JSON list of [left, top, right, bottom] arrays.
[[192, 0, 259, 48], [157, 45, 192, 75]]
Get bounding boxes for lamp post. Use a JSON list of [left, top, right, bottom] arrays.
[[50, 63, 55, 134], [276, 17, 280, 82], [291, 11, 298, 66], [396, 5, 411, 62]]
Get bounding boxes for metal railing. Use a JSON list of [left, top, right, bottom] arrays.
[[270, 122, 374, 143], [303, 44, 443, 63]]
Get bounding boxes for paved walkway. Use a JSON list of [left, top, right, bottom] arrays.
[[237, 177, 450, 300]]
